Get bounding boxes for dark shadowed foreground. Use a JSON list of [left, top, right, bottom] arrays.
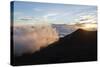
[[12, 29, 97, 66]]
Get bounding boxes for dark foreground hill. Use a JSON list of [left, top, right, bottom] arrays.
[[13, 29, 97, 66]]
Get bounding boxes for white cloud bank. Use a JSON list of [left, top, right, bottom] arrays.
[[13, 24, 59, 56]]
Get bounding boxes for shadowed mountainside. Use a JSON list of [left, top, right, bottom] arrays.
[[13, 29, 97, 66]]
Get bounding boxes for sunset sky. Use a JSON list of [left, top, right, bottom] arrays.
[[13, 1, 97, 24], [12, 1, 97, 56]]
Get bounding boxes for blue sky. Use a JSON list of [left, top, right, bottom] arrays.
[[13, 1, 97, 24]]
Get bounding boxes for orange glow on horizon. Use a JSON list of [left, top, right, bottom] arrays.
[[77, 23, 97, 31]]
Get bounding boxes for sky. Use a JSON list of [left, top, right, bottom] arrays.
[[12, 1, 97, 24]]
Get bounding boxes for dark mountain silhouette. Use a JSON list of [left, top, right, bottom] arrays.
[[13, 29, 97, 66]]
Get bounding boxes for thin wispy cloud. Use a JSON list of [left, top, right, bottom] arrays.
[[43, 13, 58, 19], [75, 15, 97, 23], [18, 16, 33, 21]]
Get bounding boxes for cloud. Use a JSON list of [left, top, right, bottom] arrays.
[[18, 16, 33, 21], [42, 13, 59, 22], [14, 24, 59, 56], [43, 13, 58, 18], [75, 15, 97, 24]]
